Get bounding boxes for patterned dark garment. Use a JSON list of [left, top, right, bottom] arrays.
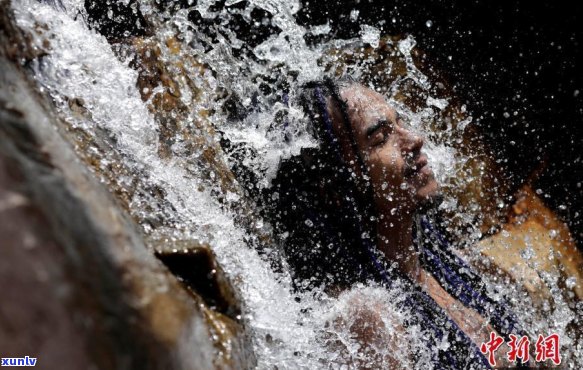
[[363, 214, 528, 369]]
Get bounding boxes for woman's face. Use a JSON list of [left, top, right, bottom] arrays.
[[328, 84, 439, 214]]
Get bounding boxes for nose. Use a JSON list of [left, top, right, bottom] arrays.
[[398, 126, 424, 155]]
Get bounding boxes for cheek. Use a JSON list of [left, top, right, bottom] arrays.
[[367, 149, 405, 187]]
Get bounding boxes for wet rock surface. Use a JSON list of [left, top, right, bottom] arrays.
[[0, 2, 255, 369]]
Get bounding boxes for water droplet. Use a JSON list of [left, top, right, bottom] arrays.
[[360, 25, 381, 48], [520, 246, 535, 260], [425, 20, 433, 28], [566, 277, 577, 289]]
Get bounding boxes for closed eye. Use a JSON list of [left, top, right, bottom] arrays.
[[367, 120, 393, 147]]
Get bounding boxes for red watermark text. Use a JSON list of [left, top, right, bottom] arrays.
[[480, 332, 561, 367]]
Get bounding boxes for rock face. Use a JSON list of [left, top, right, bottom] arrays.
[[476, 185, 583, 304], [0, 3, 254, 369]]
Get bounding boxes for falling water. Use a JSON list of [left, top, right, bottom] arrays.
[[11, 0, 581, 368]]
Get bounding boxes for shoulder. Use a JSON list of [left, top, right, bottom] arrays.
[[322, 285, 412, 369]]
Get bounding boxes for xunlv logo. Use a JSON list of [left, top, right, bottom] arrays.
[[1, 357, 37, 366]]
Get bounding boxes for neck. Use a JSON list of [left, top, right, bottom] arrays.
[[376, 210, 422, 282]]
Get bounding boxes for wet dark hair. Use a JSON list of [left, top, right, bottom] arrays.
[[269, 78, 384, 291]]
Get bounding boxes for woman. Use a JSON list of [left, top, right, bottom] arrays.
[[269, 79, 527, 368]]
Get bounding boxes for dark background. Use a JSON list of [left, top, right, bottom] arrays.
[[86, 0, 583, 248]]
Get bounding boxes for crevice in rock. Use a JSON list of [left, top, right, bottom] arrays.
[[155, 247, 242, 322]]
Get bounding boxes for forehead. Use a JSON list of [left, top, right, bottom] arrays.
[[338, 85, 397, 133]]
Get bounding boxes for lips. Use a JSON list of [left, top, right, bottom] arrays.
[[415, 156, 428, 172]]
